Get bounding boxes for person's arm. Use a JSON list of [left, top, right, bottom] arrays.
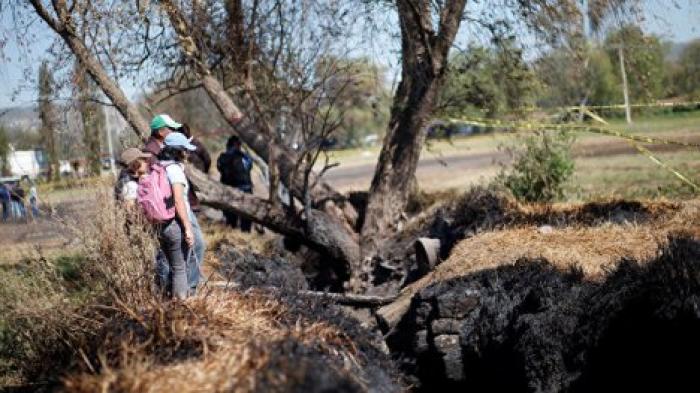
[[172, 183, 194, 247]]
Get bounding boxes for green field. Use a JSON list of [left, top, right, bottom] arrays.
[[322, 111, 700, 200]]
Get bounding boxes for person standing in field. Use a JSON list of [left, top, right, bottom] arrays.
[[28, 182, 39, 218], [217, 135, 254, 232], [0, 183, 10, 222], [147, 115, 206, 293], [10, 182, 26, 221], [117, 148, 152, 206], [155, 132, 201, 298], [143, 114, 175, 160]]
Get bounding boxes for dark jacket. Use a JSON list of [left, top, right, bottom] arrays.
[[11, 186, 25, 202], [217, 149, 253, 190], [0, 185, 9, 202]]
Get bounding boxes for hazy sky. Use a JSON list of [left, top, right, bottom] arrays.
[[1, 0, 699, 109]]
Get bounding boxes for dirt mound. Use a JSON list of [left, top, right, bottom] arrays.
[[382, 197, 697, 320], [374, 187, 680, 293], [387, 235, 700, 391], [215, 241, 308, 291], [63, 291, 402, 393], [422, 190, 679, 261]]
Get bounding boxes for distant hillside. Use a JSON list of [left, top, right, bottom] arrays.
[[665, 40, 692, 62], [0, 105, 40, 131]]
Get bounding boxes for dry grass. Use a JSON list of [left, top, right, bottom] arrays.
[[394, 197, 700, 307], [1, 191, 399, 392], [0, 191, 160, 387], [62, 291, 373, 393]]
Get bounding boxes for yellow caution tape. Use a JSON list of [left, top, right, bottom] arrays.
[[446, 116, 700, 149], [579, 108, 700, 192], [521, 100, 700, 113], [445, 112, 700, 192]]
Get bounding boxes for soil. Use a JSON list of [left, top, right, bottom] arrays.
[[0, 198, 93, 262]]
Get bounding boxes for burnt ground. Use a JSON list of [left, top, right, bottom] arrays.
[[385, 236, 700, 391]]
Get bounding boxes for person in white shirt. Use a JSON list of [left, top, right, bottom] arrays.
[[27, 182, 39, 218], [156, 132, 205, 298]]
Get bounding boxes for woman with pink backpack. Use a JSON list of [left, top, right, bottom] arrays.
[[138, 132, 199, 299]]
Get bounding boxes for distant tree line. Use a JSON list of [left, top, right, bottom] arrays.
[[437, 24, 700, 121]]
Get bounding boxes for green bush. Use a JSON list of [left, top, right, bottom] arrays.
[[498, 130, 575, 202]]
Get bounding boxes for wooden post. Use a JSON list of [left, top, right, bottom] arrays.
[[618, 46, 632, 124]]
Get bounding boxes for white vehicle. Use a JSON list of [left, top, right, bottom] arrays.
[[363, 134, 379, 146], [7, 149, 46, 179]]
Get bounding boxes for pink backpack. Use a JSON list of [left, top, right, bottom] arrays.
[[137, 163, 176, 223]]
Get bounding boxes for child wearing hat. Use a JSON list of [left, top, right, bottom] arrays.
[[118, 148, 152, 206]]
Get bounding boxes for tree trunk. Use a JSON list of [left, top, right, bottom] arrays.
[[187, 168, 359, 265], [359, 0, 468, 264], [38, 61, 60, 181], [43, 125, 60, 181], [76, 64, 103, 176]]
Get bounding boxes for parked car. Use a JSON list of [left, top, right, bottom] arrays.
[[363, 134, 379, 146]]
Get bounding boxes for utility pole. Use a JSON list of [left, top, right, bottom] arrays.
[[618, 45, 632, 124]]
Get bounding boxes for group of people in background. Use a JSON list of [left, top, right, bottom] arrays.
[[0, 180, 39, 223], [115, 113, 255, 300]]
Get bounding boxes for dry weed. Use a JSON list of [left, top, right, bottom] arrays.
[[63, 291, 393, 393], [0, 191, 160, 386], [2, 190, 401, 392]]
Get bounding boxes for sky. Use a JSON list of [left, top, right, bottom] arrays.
[[1, 0, 699, 110]]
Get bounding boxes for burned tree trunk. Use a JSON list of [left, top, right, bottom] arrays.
[[187, 168, 358, 266], [358, 0, 468, 285]]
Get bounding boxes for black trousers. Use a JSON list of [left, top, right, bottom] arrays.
[[224, 186, 252, 232]]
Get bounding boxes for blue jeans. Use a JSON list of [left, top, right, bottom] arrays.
[[155, 211, 205, 293], [188, 210, 205, 288], [11, 201, 25, 220], [30, 197, 39, 217], [1, 201, 9, 222], [157, 219, 189, 299]]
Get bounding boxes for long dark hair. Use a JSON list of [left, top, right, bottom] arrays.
[[158, 146, 187, 162]]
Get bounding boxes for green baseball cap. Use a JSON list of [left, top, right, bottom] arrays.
[[150, 114, 182, 132]]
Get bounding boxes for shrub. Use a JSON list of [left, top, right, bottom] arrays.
[[0, 191, 158, 387], [498, 129, 575, 202]]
